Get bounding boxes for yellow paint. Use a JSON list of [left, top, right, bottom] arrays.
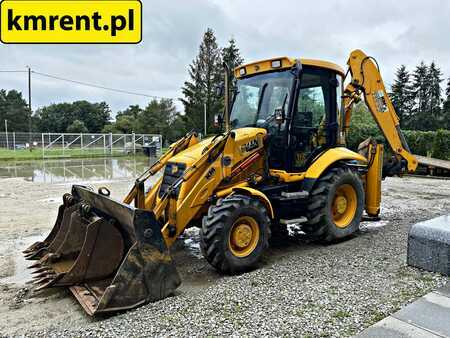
[[300, 59, 345, 76], [346, 49, 417, 173], [1, 0, 142, 43], [232, 187, 274, 219], [306, 147, 367, 179], [234, 57, 344, 78], [228, 216, 260, 258], [365, 143, 383, 216], [269, 169, 305, 183], [332, 184, 357, 228]]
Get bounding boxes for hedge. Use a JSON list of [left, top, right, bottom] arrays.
[[347, 127, 450, 161]]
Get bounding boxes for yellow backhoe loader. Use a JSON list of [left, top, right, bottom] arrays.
[[23, 49, 417, 315]]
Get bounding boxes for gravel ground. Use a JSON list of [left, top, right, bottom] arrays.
[[0, 175, 449, 337]]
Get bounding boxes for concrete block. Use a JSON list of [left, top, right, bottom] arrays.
[[407, 214, 450, 275]]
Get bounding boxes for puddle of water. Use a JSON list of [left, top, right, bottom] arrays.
[[0, 234, 44, 286], [0, 156, 157, 184]]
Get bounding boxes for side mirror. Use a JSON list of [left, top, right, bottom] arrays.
[[214, 113, 223, 128], [274, 107, 284, 125], [215, 84, 225, 97]]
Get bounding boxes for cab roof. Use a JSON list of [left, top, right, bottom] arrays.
[[234, 56, 345, 78]]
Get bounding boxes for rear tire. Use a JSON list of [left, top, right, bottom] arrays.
[[303, 166, 364, 242], [200, 195, 271, 274]]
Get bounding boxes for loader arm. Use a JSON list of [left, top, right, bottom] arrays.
[[123, 131, 199, 207], [343, 49, 418, 174]]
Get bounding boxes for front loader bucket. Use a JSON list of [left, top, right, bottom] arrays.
[[26, 185, 181, 315]]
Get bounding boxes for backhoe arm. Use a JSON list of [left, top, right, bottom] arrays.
[[343, 49, 418, 174]]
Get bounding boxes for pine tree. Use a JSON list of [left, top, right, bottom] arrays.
[[427, 62, 443, 125], [222, 37, 244, 72], [410, 61, 430, 130], [443, 78, 450, 129], [181, 28, 223, 134], [390, 65, 414, 127]]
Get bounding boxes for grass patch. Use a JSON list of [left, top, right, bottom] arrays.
[[368, 310, 387, 325], [333, 310, 351, 319], [0, 148, 140, 161]]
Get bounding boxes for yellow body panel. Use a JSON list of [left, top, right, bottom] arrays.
[[153, 128, 267, 247], [232, 187, 274, 218], [305, 147, 367, 179], [365, 143, 383, 217], [269, 169, 305, 183], [235, 57, 344, 78]]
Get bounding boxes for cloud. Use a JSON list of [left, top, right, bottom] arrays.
[[0, 0, 448, 115]]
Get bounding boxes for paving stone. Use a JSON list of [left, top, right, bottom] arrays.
[[393, 292, 450, 337], [356, 316, 441, 338]]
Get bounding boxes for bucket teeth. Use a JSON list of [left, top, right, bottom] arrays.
[[32, 270, 56, 280], [31, 266, 50, 274], [23, 242, 45, 254], [28, 261, 44, 269], [24, 248, 48, 260]]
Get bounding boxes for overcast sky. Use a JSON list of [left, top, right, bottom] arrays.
[[1, 0, 449, 117]]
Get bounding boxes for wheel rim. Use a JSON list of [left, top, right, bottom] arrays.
[[332, 184, 357, 228], [228, 216, 260, 257]]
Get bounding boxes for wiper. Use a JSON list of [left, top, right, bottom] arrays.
[[256, 83, 268, 119]]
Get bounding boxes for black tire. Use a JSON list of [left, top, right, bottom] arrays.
[[303, 166, 364, 242], [200, 195, 271, 274]]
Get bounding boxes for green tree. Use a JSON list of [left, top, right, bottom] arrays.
[[35, 102, 74, 132], [181, 28, 223, 134], [427, 62, 443, 127], [136, 99, 182, 144], [0, 89, 31, 132], [222, 37, 244, 120], [410, 61, 430, 130], [67, 119, 88, 133], [72, 101, 111, 132], [35, 101, 111, 132], [443, 78, 450, 129], [222, 37, 244, 73], [390, 65, 414, 128], [116, 104, 142, 120]]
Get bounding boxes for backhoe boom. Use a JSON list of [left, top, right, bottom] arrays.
[[344, 49, 418, 174]]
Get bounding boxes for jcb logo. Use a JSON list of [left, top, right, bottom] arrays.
[[0, 0, 142, 44]]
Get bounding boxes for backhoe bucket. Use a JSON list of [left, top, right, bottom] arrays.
[[26, 185, 181, 315]]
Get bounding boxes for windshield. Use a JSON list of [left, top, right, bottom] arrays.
[[230, 71, 294, 128]]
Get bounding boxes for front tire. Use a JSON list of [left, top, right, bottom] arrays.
[[200, 195, 271, 274], [304, 166, 364, 242]]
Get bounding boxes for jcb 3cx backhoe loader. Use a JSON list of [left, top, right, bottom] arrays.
[[24, 49, 417, 315]]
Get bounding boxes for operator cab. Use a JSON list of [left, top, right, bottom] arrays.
[[231, 57, 344, 172]]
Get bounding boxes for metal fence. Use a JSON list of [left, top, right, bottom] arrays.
[[0, 132, 162, 158]]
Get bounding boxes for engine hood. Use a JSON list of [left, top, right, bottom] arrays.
[[169, 128, 267, 167]]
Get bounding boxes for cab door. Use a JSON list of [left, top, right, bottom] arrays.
[[288, 67, 340, 171]]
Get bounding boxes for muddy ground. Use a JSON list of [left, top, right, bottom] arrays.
[[0, 175, 449, 337]]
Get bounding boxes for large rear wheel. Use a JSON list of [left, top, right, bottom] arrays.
[[200, 195, 271, 274], [304, 166, 364, 242]]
